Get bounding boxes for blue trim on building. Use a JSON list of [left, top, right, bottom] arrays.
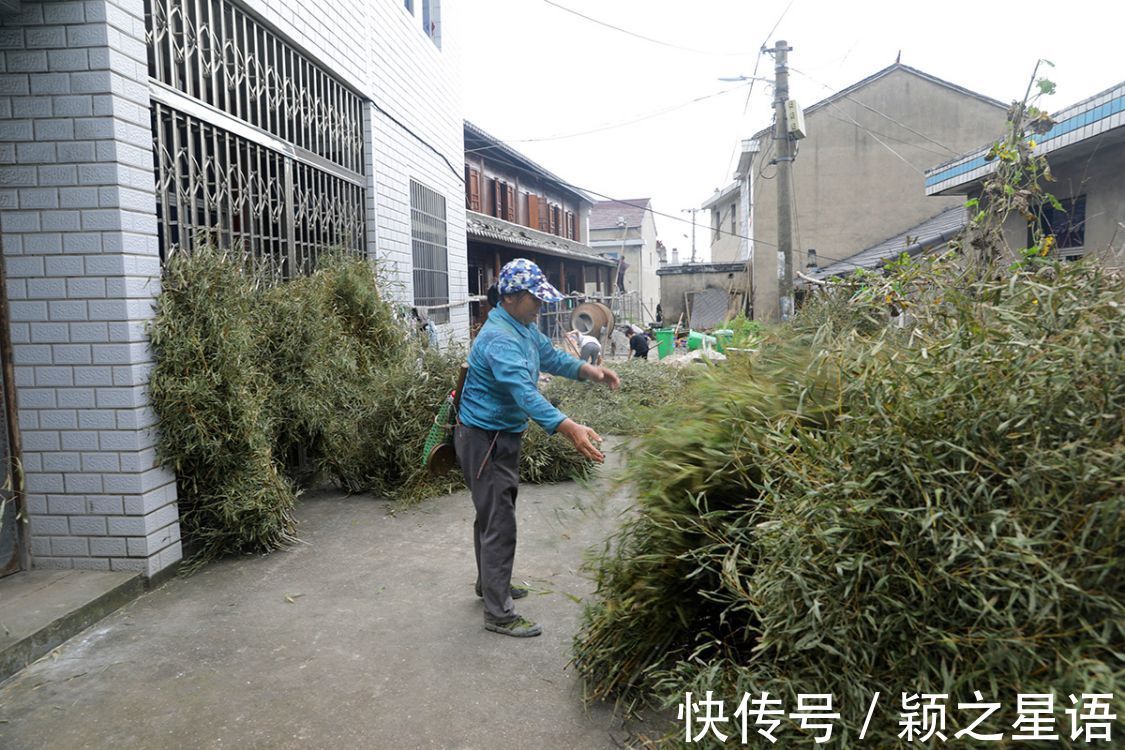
[[926, 93, 1125, 189]]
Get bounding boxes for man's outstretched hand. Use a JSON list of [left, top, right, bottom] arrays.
[[579, 364, 621, 391], [556, 418, 605, 463]]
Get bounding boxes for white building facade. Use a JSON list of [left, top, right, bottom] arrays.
[[0, 0, 465, 576]]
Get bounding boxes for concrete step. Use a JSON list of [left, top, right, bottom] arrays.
[[0, 569, 143, 683]]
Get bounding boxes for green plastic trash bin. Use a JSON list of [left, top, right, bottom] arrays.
[[653, 327, 675, 359], [713, 329, 734, 353], [687, 330, 717, 351]]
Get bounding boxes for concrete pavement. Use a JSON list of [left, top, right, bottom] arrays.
[[0, 445, 650, 749]]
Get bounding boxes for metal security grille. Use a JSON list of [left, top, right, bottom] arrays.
[[145, 0, 367, 274], [152, 103, 365, 273], [146, 0, 364, 172], [410, 180, 449, 324], [292, 160, 366, 274]]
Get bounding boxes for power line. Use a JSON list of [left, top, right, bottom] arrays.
[[756, 136, 777, 181], [825, 103, 927, 174], [717, 0, 794, 186], [789, 144, 803, 263], [474, 141, 884, 272], [767, 73, 929, 174], [477, 146, 761, 246], [465, 82, 751, 148], [371, 100, 464, 184], [540, 0, 752, 57], [789, 65, 962, 156], [820, 108, 955, 158]]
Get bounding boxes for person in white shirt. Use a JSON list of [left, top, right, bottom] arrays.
[[567, 330, 602, 364]]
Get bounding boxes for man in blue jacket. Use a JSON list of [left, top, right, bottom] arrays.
[[456, 258, 620, 637]]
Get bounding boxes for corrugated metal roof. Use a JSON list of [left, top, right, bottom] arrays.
[[590, 198, 651, 231], [810, 205, 966, 279], [466, 210, 614, 266]]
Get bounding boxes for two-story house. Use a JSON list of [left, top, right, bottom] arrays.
[[695, 62, 1008, 321], [588, 198, 660, 324], [463, 121, 615, 336]]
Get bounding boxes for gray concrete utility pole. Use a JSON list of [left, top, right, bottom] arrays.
[[771, 40, 794, 320], [681, 208, 699, 263]]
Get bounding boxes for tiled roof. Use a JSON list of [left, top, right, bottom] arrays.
[[925, 79, 1125, 194], [465, 211, 615, 266], [810, 205, 966, 279], [464, 121, 592, 204], [590, 198, 651, 231]]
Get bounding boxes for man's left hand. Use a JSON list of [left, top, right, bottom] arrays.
[[581, 364, 621, 390]]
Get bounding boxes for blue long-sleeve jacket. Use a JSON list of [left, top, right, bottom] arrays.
[[459, 306, 584, 434]]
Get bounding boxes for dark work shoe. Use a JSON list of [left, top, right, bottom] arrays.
[[475, 583, 529, 600], [484, 615, 542, 638]]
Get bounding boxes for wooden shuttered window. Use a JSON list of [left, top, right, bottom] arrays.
[[505, 184, 516, 222], [538, 198, 549, 232], [465, 167, 481, 211], [565, 211, 575, 240], [490, 178, 501, 217], [527, 194, 539, 229]]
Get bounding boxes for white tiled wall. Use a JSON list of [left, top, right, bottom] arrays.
[[0, 0, 467, 575], [241, 0, 468, 338]]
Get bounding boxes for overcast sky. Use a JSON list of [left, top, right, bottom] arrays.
[[457, 0, 1124, 262]]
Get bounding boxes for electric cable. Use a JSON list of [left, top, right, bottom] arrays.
[[372, 100, 464, 183], [789, 65, 963, 156], [464, 82, 752, 148], [540, 0, 753, 57], [717, 0, 793, 186], [820, 108, 955, 158], [474, 143, 884, 271]]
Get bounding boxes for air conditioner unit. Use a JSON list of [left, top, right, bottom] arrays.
[[786, 99, 806, 140]]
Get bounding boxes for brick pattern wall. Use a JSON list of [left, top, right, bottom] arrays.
[[0, 0, 465, 574], [0, 0, 180, 576]]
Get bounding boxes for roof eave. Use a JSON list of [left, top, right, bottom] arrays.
[[464, 121, 591, 204], [465, 210, 615, 266], [750, 63, 1007, 141], [700, 181, 741, 209]]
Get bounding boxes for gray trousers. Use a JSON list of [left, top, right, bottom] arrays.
[[579, 341, 600, 363], [454, 424, 523, 624]]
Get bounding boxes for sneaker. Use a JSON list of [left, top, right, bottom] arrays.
[[484, 615, 542, 638], [475, 583, 529, 600]]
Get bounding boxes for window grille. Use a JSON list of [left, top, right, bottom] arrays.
[[145, 0, 367, 275], [152, 103, 364, 273], [1031, 194, 1087, 256], [410, 180, 449, 324], [146, 0, 365, 172]]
